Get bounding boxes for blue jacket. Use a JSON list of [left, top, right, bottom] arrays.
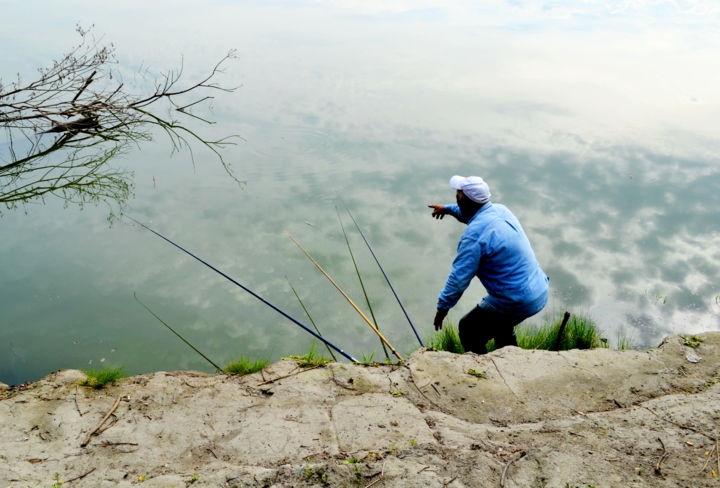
[[437, 202, 548, 316]]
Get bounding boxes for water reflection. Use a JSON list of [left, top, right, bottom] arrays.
[[1, 0, 719, 385]]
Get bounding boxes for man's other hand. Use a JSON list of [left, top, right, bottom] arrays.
[[428, 204, 446, 219], [434, 308, 448, 330]]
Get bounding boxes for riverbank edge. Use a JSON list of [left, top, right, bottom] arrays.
[[1, 332, 719, 487]]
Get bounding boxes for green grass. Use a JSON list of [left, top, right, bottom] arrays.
[[81, 366, 124, 389], [427, 324, 465, 354], [516, 312, 605, 350], [224, 357, 269, 376], [616, 330, 634, 350], [425, 313, 632, 354], [285, 342, 332, 368]]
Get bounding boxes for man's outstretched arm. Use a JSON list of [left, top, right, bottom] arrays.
[[428, 204, 466, 223]]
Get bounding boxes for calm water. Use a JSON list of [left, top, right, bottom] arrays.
[[2, 1, 719, 384]]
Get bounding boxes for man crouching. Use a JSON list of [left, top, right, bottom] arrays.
[[429, 175, 549, 354]]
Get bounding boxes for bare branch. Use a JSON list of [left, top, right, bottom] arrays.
[[0, 28, 240, 214]]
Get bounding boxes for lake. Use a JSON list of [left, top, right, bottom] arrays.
[[2, 0, 719, 384]]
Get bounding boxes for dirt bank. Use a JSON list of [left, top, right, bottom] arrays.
[[1, 333, 719, 487]]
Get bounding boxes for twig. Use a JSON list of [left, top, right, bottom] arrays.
[[363, 461, 386, 488], [700, 442, 715, 473], [643, 407, 716, 440], [80, 395, 125, 447], [74, 386, 83, 417], [96, 415, 119, 435], [500, 451, 526, 487], [654, 437, 668, 476], [98, 441, 138, 447], [406, 366, 451, 414], [63, 467, 96, 483], [256, 364, 323, 386], [443, 477, 457, 486]]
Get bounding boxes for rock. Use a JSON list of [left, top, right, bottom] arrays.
[[686, 351, 702, 363], [1, 333, 719, 487]]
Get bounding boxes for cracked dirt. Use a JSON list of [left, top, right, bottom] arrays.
[[1, 333, 719, 487]]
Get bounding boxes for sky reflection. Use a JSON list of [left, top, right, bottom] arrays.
[[1, 0, 719, 384]]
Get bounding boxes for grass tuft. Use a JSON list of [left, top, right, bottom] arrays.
[[516, 312, 605, 351], [285, 342, 332, 368], [427, 324, 465, 354], [81, 366, 124, 389], [224, 357, 269, 376], [616, 330, 634, 350]]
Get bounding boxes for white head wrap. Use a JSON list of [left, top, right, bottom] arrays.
[[449, 175, 491, 204]]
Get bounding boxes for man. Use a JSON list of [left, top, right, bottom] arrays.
[[429, 175, 548, 353]]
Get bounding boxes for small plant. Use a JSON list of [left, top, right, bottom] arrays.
[[224, 357, 269, 376], [467, 369, 486, 378], [389, 390, 404, 396], [50, 473, 64, 488], [409, 439, 416, 446], [616, 331, 633, 350], [81, 366, 124, 389], [427, 324, 465, 354], [342, 458, 360, 464], [681, 335, 704, 348], [286, 343, 332, 368], [361, 351, 377, 365], [189, 471, 199, 483]]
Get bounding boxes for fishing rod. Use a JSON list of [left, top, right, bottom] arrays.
[[285, 231, 404, 362], [336, 207, 391, 361], [345, 207, 425, 347], [125, 215, 359, 363], [285, 276, 337, 361], [133, 292, 224, 373]]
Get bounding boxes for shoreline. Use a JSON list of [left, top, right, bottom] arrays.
[[1, 333, 719, 487]]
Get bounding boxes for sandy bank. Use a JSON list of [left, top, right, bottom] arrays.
[[1, 333, 719, 487]]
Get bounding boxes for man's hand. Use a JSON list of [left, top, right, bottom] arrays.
[[428, 204, 446, 219], [434, 308, 448, 330]]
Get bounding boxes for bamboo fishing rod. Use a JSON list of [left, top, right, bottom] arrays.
[[336, 207, 391, 361], [285, 231, 404, 362], [345, 208, 424, 347], [125, 216, 359, 363]]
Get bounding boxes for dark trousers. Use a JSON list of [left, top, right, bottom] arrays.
[[458, 305, 526, 354]]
